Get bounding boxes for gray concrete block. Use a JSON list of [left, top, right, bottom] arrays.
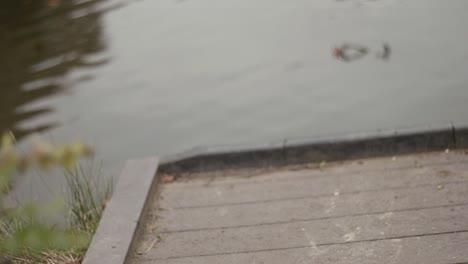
[[453, 122, 468, 148], [82, 158, 159, 264], [284, 124, 454, 165], [159, 140, 285, 173], [159, 124, 456, 174], [158, 146, 208, 169]]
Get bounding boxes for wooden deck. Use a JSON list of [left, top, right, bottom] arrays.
[[129, 151, 468, 264]]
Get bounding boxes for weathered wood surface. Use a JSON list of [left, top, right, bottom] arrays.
[[130, 151, 468, 264]]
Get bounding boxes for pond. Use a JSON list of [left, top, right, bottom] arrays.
[[1, 0, 468, 199]]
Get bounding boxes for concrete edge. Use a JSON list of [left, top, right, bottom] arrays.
[[82, 157, 159, 264], [158, 123, 466, 174], [453, 122, 468, 148]]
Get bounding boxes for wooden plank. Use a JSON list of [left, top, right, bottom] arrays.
[[159, 162, 468, 209], [154, 181, 468, 232], [135, 232, 468, 264], [143, 204, 468, 259]]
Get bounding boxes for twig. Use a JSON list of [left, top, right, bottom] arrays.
[[137, 236, 160, 255]]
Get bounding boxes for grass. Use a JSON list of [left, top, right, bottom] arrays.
[[8, 251, 82, 264], [0, 161, 113, 264], [64, 162, 113, 234]]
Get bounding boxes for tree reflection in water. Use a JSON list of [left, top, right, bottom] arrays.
[[0, 0, 115, 140]]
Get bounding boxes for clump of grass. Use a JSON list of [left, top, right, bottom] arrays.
[[64, 162, 113, 235], [0, 133, 113, 263], [8, 250, 82, 264], [0, 218, 89, 264], [1, 162, 113, 263]]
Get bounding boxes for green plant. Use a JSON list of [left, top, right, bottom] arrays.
[[0, 132, 103, 263], [65, 162, 112, 234]]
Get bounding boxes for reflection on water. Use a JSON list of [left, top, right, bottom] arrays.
[[0, 0, 112, 140]]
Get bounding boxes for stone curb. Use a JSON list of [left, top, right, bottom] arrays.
[[82, 157, 159, 264], [159, 123, 464, 174]]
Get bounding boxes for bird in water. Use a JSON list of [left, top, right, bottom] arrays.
[[333, 43, 368, 62], [333, 43, 391, 61], [376, 43, 391, 60]]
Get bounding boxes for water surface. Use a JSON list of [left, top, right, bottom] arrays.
[[1, 0, 468, 199]]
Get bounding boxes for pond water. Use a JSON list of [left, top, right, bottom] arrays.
[[2, 0, 468, 199]]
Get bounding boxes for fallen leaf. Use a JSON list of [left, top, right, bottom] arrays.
[[161, 174, 175, 183]]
